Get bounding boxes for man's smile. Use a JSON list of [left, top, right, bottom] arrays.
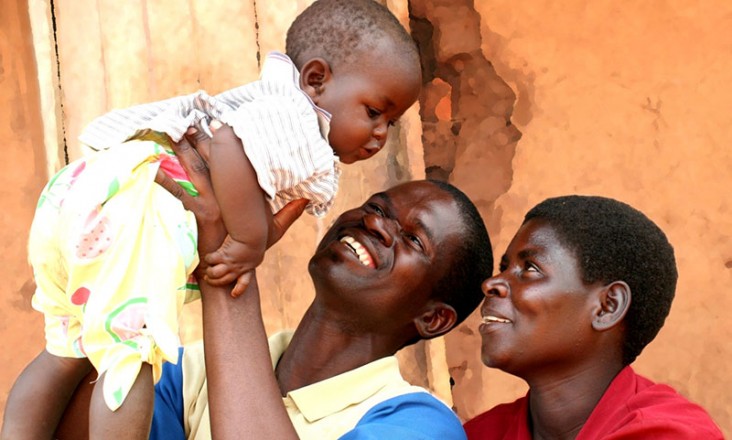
[[339, 235, 376, 268]]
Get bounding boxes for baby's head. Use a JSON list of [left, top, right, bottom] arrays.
[[286, 0, 422, 164]]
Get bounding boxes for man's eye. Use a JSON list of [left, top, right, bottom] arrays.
[[366, 203, 385, 216], [367, 107, 382, 119], [406, 234, 424, 251]]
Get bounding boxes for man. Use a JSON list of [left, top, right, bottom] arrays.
[[55, 130, 493, 439]]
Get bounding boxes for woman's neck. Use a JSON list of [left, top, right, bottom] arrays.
[[526, 362, 624, 440]]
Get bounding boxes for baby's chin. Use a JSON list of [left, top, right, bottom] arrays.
[[333, 150, 361, 165]]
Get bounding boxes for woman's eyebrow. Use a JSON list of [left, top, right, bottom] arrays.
[[517, 248, 542, 261]]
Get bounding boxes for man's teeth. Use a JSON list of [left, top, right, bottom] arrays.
[[340, 236, 374, 267], [482, 316, 511, 324]]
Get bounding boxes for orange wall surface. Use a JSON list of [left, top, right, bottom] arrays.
[[1, 0, 730, 436], [0, 0, 52, 426]]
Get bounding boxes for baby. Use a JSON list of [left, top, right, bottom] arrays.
[[1, 0, 422, 438]]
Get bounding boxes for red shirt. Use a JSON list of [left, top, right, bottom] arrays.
[[463, 366, 724, 439]]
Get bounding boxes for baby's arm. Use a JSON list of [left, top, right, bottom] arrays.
[[207, 124, 272, 297]]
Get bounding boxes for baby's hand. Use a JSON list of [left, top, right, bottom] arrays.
[[204, 235, 265, 297]]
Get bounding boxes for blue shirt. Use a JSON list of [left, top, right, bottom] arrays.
[[151, 333, 466, 439]]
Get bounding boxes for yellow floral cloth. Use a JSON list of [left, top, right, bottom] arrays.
[[29, 137, 199, 411]]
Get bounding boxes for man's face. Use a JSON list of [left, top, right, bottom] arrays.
[[312, 46, 421, 164], [479, 219, 599, 378], [309, 181, 464, 333]]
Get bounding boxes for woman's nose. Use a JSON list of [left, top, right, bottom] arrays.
[[482, 277, 509, 298]]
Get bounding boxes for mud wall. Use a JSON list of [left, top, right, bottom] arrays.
[[1, 0, 729, 436]]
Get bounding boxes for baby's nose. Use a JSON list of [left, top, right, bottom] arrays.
[[374, 121, 388, 139]]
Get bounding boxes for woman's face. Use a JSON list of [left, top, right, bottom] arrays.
[[478, 219, 599, 378]]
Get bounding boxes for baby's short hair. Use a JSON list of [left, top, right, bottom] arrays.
[[286, 0, 419, 71]]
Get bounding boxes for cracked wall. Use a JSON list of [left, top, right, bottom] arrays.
[[1, 0, 731, 435], [0, 0, 50, 417], [408, 0, 522, 418]]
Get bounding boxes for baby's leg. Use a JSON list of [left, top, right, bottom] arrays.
[[1, 350, 91, 440], [89, 364, 154, 439], [55, 367, 96, 440]]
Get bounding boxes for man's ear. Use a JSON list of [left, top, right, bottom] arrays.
[[414, 302, 458, 339], [299, 58, 332, 103], [592, 281, 631, 331]]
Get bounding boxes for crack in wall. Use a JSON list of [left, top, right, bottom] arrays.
[[253, 0, 262, 70], [408, 0, 523, 417], [49, 0, 69, 165], [409, 0, 521, 196]]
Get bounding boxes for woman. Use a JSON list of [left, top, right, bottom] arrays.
[[464, 195, 723, 439]]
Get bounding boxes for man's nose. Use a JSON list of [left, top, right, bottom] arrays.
[[363, 213, 396, 247]]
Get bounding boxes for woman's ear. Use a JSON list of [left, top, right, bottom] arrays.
[[414, 302, 458, 339], [299, 58, 333, 103], [592, 281, 631, 331]]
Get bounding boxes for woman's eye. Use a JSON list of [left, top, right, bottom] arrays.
[[388, 119, 397, 127], [524, 261, 539, 273]]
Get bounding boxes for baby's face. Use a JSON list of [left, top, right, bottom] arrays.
[[314, 57, 421, 164]]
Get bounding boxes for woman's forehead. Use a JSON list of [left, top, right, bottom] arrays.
[[509, 220, 578, 265]]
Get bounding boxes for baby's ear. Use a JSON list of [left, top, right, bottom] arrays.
[[299, 58, 332, 102]]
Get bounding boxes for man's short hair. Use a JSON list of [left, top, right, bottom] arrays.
[[429, 180, 493, 329], [524, 195, 678, 364], [286, 0, 419, 70]]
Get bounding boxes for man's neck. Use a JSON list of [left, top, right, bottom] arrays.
[[274, 306, 399, 395]]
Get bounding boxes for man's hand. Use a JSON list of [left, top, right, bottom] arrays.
[[154, 129, 225, 256], [267, 198, 309, 248], [154, 127, 308, 290]]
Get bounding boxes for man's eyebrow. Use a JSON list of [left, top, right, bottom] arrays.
[[372, 192, 434, 242], [413, 217, 435, 244], [372, 192, 391, 206]]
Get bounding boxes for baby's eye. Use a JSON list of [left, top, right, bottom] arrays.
[[387, 120, 397, 128], [366, 107, 382, 119]]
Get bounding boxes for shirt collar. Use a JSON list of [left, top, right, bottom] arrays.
[[269, 331, 402, 423], [261, 51, 332, 140]]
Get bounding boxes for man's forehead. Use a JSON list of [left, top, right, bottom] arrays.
[[376, 183, 450, 211], [380, 185, 461, 233], [383, 180, 443, 198]]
